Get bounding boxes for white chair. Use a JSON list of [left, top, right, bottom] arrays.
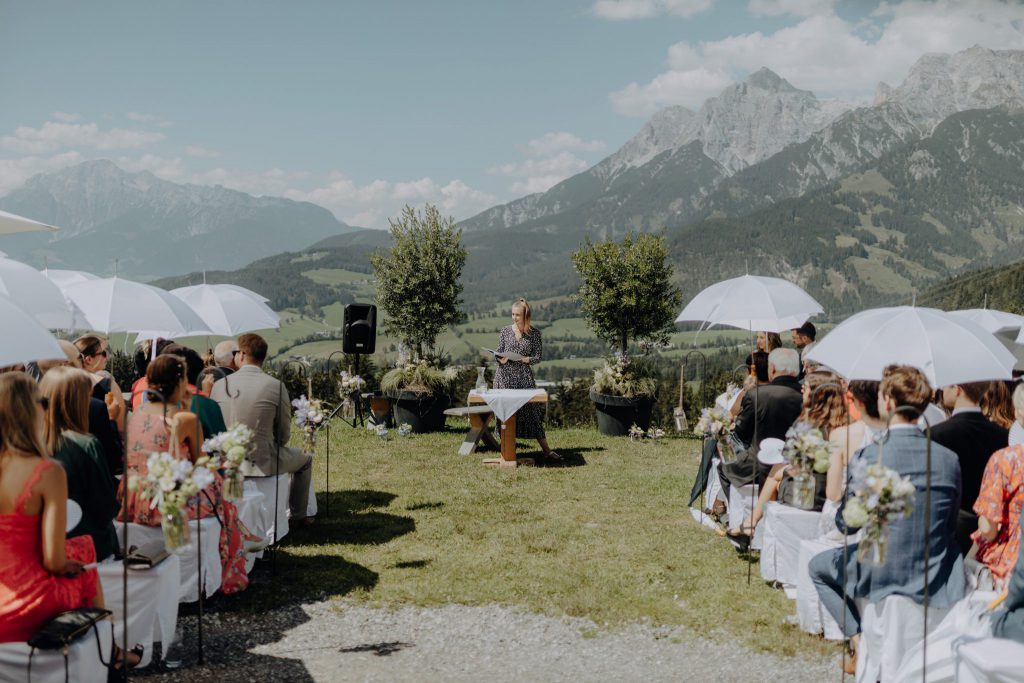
[[727, 483, 759, 533], [795, 538, 846, 640], [954, 637, 1024, 682], [244, 474, 290, 544], [97, 554, 180, 669], [114, 518, 221, 603], [857, 595, 950, 683], [0, 619, 112, 683], [759, 502, 821, 585]]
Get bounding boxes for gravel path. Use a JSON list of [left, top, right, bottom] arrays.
[[135, 600, 838, 682]]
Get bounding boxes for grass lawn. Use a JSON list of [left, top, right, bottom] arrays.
[[239, 424, 836, 661]]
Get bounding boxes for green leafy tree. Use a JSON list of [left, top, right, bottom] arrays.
[[571, 233, 682, 355], [371, 204, 467, 358]]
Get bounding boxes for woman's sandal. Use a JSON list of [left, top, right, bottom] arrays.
[[544, 451, 565, 463], [110, 643, 144, 671]]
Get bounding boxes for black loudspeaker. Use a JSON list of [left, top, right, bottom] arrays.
[[343, 303, 377, 354]]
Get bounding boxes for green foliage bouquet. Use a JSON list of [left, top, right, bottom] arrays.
[[592, 353, 658, 398], [783, 423, 833, 474], [128, 451, 214, 552], [202, 423, 254, 501], [381, 357, 460, 396]]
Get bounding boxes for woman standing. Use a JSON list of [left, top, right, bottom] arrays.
[[494, 298, 561, 462]]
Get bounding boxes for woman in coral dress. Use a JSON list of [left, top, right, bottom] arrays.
[[119, 355, 250, 594], [0, 372, 99, 641]]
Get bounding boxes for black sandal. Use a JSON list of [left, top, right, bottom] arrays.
[[544, 451, 565, 463], [110, 643, 144, 671]]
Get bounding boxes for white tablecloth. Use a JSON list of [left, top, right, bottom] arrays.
[[759, 502, 821, 586], [115, 517, 222, 603], [0, 618, 112, 683], [469, 389, 545, 423], [97, 554, 180, 668]]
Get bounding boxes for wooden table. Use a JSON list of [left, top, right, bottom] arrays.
[[467, 390, 547, 468]]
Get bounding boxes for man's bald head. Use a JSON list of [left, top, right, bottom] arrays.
[[214, 339, 239, 369]]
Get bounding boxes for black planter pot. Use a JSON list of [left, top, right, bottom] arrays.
[[589, 389, 654, 436], [388, 391, 451, 433]]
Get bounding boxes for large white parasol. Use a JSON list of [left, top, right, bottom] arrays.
[[62, 277, 211, 338], [0, 209, 60, 235], [0, 256, 75, 329], [170, 284, 280, 336], [676, 274, 824, 333], [0, 293, 65, 366], [806, 306, 1016, 386]]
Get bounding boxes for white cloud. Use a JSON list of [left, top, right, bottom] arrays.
[[747, 0, 835, 16], [593, 0, 713, 20], [610, 0, 1024, 115], [185, 145, 221, 158], [488, 151, 591, 180], [50, 111, 81, 122], [284, 174, 497, 227], [126, 111, 173, 128], [0, 151, 84, 196], [523, 131, 606, 157], [0, 121, 165, 154]]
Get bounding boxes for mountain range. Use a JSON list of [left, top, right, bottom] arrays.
[[4, 45, 1024, 317], [0, 159, 357, 277]]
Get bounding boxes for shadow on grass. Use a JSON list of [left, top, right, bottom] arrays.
[[516, 445, 603, 468], [339, 641, 413, 656]]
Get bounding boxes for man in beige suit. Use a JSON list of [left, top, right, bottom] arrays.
[[210, 333, 313, 522]]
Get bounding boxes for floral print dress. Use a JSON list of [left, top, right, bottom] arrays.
[[120, 411, 249, 594], [973, 444, 1024, 586], [493, 325, 545, 440]]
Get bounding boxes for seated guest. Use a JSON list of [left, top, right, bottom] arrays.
[[822, 381, 878, 517], [982, 380, 1016, 430], [211, 333, 314, 524], [213, 340, 239, 377], [790, 322, 816, 380], [130, 338, 172, 410], [40, 341, 123, 480], [810, 365, 966, 674], [931, 380, 1009, 555], [0, 375, 102, 636], [729, 352, 771, 418], [73, 335, 126, 430], [40, 367, 119, 562], [718, 348, 803, 500], [160, 344, 227, 439], [971, 383, 1024, 591], [993, 536, 1024, 643], [734, 370, 848, 536], [120, 356, 250, 594]]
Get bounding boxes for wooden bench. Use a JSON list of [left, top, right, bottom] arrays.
[[444, 405, 501, 456]]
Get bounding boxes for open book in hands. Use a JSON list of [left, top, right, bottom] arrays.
[[482, 348, 524, 362]]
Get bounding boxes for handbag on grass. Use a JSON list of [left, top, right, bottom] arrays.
[[26, 607, 112, 683]]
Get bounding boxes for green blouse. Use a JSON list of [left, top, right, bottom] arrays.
[[53, 431, 120, 561]]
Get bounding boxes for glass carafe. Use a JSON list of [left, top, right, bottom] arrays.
[[475, 366, 488, 393]]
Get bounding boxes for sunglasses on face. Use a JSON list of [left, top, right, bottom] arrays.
[[38, 396, 49, 410]]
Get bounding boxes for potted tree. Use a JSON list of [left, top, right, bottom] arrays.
[[372, 204, 467, 432], [572, 233, 682, 436]]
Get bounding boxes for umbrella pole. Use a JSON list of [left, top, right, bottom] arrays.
[[748, 326, 758, 586]]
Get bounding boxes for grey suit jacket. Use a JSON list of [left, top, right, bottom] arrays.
[[210, 365, 294, 476], [844, 427, 967, 609]]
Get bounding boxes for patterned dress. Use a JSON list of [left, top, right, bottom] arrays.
[[120, 411, 249, 594], [493, 325, 545, 440], [973, 444, 1024, 585]]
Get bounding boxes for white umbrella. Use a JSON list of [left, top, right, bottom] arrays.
[[676, 274, 824, 333], [171, 283, 271, 304], [170, 284, 280, 336], [62, 277, 211, 337], [0, 209, 59, 235], [0, 294, 65, 366], [40, 268, 101, 291], [948, 308, 1024, 334], [806, 306, 1016, 386], [0, 257, 75, 329]]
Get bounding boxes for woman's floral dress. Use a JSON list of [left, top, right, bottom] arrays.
[[493, 325, 545, 439]]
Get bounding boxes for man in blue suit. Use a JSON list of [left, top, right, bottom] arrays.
[[809, 365, 966, 673]]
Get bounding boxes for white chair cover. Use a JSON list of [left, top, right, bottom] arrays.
[[244, 475, 290, 544], [114, 518, 222, 603], [796, 538, 846, 640], [759, 502, 821, 585], [891, 594, 995, 683], [97, 554, 180, 668], [306, 471, 317, 518], [0, 618, 112, 683], [857, 595, 950, 683], [955, 637, 1024, 683], [727, 483, 759, 533]]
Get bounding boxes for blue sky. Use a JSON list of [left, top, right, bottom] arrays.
[[2, 0, 1023, 227]]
